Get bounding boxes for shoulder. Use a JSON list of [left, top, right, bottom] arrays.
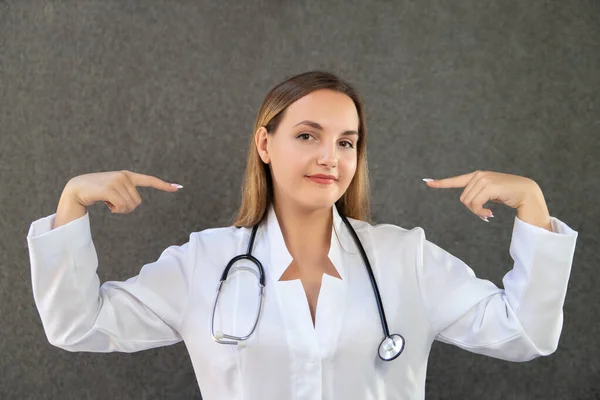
[[343, 216, 427, 250], [183, 225, 253, 276], [190, 225, 249, 249]]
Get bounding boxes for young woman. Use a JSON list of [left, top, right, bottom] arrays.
[[27, 70, 578, 399]]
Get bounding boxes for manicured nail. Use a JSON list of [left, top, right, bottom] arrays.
[[422, 178, 435, 182], [171, 183, 183, 189], [480, 216, 489, 222]]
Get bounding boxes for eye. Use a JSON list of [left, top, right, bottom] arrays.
[[297, 133, 355, 149], [297, 133, 313, 141]]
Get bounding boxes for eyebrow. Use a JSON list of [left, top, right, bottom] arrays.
[[293, 120, 359, 137]]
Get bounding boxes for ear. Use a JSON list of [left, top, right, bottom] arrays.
[[255, 126, 270, 164]]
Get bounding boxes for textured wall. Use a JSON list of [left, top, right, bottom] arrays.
[[2, 1, 598, 399]]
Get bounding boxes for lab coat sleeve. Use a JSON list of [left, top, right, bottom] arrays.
[[417, 215, 578, 361], [26, 211, 197, 353]]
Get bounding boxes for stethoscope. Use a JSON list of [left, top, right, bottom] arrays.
[[211, 204, 406, 361]]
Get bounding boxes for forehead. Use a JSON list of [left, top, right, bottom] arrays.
[[282, 89, 359, 129]]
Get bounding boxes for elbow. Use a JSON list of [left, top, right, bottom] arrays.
[[47, 337, 79, 352], [526, 332, 561, 359], [511, 302, 565, 360], [45, 330, 114, 353], [492, 330, 560, 363], [38, 294, 106, 352], [44, 327, 85, 352], [504, 295, 566, 361], [516, 339, 559, 362], [42, 319, 98, 352], [518, 320, 563, 361], [497, 305, 564, 362]]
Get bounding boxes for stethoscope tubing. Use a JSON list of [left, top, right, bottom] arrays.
[[338, 212, 391, 339], [211, 205, 404, 361]]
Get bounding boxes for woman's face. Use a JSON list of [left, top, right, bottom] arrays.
[[256, 89, 360, 212]]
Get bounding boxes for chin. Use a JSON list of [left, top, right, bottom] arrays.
[[295, 195, 338, 211]]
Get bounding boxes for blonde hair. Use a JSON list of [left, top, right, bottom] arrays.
[[231, 70, 372, 228]]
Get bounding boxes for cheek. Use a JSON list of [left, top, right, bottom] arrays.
[[271, 151, 307, 181], [341, 155, 358, 181]]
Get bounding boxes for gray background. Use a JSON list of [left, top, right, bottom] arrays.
[[2, 0, 598, 399]]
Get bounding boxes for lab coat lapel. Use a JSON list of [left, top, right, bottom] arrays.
[[265, 203, 349, 359], [264, 202, 347, 281], [265, 204, 293, 283], [316, 205, 348, 358], [265, 203, 316, 355]]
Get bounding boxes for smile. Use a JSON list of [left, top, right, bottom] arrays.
[[307, 176, 336, 185]]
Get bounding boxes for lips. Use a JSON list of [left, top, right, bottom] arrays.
[[307, 175, 337, 184], [308, 174, 337, 180]]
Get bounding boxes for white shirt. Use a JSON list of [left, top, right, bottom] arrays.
[[26, 203, 578, 399]]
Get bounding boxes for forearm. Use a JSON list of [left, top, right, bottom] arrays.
[[517, 184, 553, 232], [54, 184, 87, 230]]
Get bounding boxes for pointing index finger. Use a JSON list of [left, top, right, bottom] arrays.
[[124, 171, 177, 191], [425, 172, 476, 188]]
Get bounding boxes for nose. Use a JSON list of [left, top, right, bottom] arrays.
[[317, 141, 338, 168]]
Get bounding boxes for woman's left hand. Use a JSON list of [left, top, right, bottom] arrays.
[[423, 170, 545, 222]]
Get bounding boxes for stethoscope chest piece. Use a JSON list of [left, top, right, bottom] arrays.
[[378, 334, 405, 361]]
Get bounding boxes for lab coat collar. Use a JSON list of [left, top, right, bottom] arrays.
[[265, 202, 347, 282]]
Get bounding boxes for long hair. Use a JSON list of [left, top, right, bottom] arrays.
[[231, 70, 371, 228]]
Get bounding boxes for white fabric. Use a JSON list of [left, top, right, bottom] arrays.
[[26, 203, 578, 399]]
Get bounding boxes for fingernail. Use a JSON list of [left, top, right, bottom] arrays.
[[171, 183, 183, 189], [480, 216, 489, 222], [422, 178, 435, 182]]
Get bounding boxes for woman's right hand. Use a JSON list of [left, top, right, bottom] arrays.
[[64, 170, 183, 214]]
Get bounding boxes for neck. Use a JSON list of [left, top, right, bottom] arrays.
[[272, 199, 333, 261]]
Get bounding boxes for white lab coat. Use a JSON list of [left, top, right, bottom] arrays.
[[26, 203, 578, 400]]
